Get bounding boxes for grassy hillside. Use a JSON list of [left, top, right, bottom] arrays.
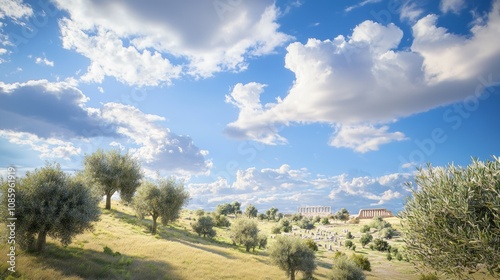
[[0, 203, 494, 280]]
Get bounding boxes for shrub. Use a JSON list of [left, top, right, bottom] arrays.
[[194, 209, 205, 217], [314, 216, 321, 223], [280, 219, 292, 233], [298, 218, 315, 230], [212, 213, 231, 227], [258, 233, 268, 249], [344, 240, 353, 249], [271, 226, 282, 234], [329, 256, 366, 280], [379, 227, 396, 239], [360, 233, 373, 248], [348, 217, 360, 224], [387, 252, 393, 261], [304, 239, 318, 251], [360, 225, 371, 233], [230, 218, 259, 252], [369, 216, 392, 230], [372, 238, 390, 251], [346, 231, 353, 239], [321, 217, 330, 225], [191, 216, 217, 238], [350, 254, 371, 271]]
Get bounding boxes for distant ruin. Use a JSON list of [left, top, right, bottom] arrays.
[[297, 206, 332, 217], [357, 208, 393, 219]]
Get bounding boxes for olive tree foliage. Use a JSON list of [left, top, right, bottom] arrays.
[[268, 236, 316, 280], [334, 208, 350, 222], [329, 255, 366, 280], [400, 158, 500, 277], [230, 218, 259, 252], [244, 204, 258, 218], [133, 178, 190, 235], [83, 149, 143, 210], [192, 216, 216, 238], [0, 163, 100, 252]]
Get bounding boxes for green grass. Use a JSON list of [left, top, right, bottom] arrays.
[[0, 204, 496, 280]]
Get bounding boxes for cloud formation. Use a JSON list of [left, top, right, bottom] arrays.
[[0, 80, 211, 176], [55, 0, 292, 86], [188, 164, 413, 213], [226, 3, 500, 152]]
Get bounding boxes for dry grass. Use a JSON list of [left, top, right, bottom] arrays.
[[1, 205, 496, 280]]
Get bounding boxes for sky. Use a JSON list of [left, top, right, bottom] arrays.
[[1, 0, 499, 215]]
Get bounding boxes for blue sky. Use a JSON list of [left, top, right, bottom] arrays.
[[1, 0, 499, 214]]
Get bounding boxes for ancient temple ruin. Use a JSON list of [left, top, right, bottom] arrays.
[[297, 206, 332, 217], [357, 208, 393, 219]]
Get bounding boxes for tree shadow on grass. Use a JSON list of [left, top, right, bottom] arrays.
[[33, 242, 183, 280]]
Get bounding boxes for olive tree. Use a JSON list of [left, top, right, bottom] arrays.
[[0, 163, 100, 252], [83, 149, 143, 210], [133, 178, 190, 234], [268, 236, 316, 280], [400, 158, 500, 277], [192, 216, 216, 238], [244, 204, 258, 218], [334, 208, 350, 223], [230, 218, 259, 252]]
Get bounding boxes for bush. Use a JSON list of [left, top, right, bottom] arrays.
[[280, 219, 292, 233], [350, 254, 371, 271], [396, 253, 403, 261], [344, 240, 354, 249], [372, 238, 390, 251], [369, 216, 392, 230], [291, 213, 303, 222], [194, 209, 205, 217], [191, 216, 216, 238], [387, 252, 393, 261], [321, 217, 330, 225], [257, 233, 268, 249], [360, 233, 373, 248], [329, 256, 365, 280], [379, 227, 396, 239], [346, 231, 353, 239], [360, 225, 371, 233], [314, 216, 321, 223], [212, 213, 231, 227], [271, 225, 282, 234], [304, 238, 318, 251], [230, 218, 259, 252], [348, 217, 360, 224], [298, 218, 315, 230]]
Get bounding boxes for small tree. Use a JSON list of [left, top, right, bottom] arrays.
[[231, 201, 242, 215], [215, 203, 234, 216], [360, 225, 371, 233], [280, 219, 292, 233], [230, 218, 259, 252], [360, 233, 373, 248], [266, 207, 279, 221], [379, 227, 396, 239], [350, 253, 371, 271], [133, 178, 189, 234], [372, 238, 390, 251], [192, 216, 216, 238], [304, 238, 318, 252], [334, 208, 350, 223], [269, 236, 316, 280], [244, 204, 258, 218], [194, 209, 205, 217], [400, 158, 500, 277], [329, 255, 365, 280], [0, 163, 100, 252], [298, 218, 315, 230], [212, 213, 231, 227], [257, 233, 268, 249], [83, 149, 143, 210], [321, 217, 330, 225], [344, 240, 354, 249], [346, 231, 353, 239]]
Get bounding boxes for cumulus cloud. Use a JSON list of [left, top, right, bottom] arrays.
[[226, 3, 500, 151], [35, 56, 54, 67], [0, 130, 80, 160], [329, 125, 406, 153], [440, 0, 466, 14], [188, 164, 412, 213], [0, 0, 33, 21], [0, 80, 211, 176], [54, 0, 292, 86]]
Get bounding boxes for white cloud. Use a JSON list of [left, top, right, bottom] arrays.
[[226, 3, 500, 152], [188, 164, 412, 213], [0, 130, 80, 160], [345, 0, 382, 12], [329, 125, 406, 153], [35, 56, 54, 67], [0, 80, 211, 176], [440, 0, 466, 14], [54, 0, 292, 86], [0, 0, 33, 20], [400, 2, 425, 22]]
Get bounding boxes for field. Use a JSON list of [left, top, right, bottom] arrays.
[[0, 203, 495, 280]]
